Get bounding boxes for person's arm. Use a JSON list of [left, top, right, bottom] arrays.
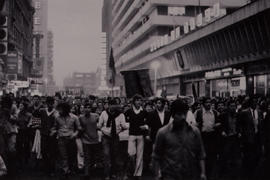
[[119, 113, 128, 131], [71, 115, 81, 138], [152, 130, 165, 179], [200, 160, 206, 180], [97, 111, 104, 130]]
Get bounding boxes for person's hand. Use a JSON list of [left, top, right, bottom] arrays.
[[145, 135, 151, 141], [215, 123, 221, 127], [221, 131, 227, 137], [139, 125, 148, 131], [70, 133, 77, 139], [200, 173, 207, 180]]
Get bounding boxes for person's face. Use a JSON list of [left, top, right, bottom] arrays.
[[71, 106, 76, 113], [134, 99, 142, 109], [47, 102, 54, 110], [156, 100, 164, 111], [229, 103, 237, 112], [145, 105, 153, 112], [217, 103, 225, 112], [84, 105, 91, 114], [19, 103, 24, 111], [109, 104, 118, 113], [80, 105, 85, 114], [104, 101, 109, 110], [33, 97, 39, 106], [204, 100, 211, 110], [173, 112, 187, 128], [251, 100, 257, 109]]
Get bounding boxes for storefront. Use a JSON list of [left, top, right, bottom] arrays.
[[206, 68, 245, 97], [245, 61, 270, 96]]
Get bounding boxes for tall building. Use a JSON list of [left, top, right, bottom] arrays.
[[31, 0, 48, 94], [0, 0, 34, 94], [46, 30, 55, 95], [104, 0, 268, 97]]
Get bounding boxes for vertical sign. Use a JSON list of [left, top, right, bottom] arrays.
[[196, 13, 203, 27], [189, 18, 195, 31], [175, 26, 180, 39], [205, 8, 211, 22], [184, 22, 189, 34], [17, 52, 23, 74]]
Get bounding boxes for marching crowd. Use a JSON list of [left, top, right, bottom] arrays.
[[0, 93, 270, 180]]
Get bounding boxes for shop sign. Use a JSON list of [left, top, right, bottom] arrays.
[[6, 53, 18, 74], [8, 80, 29, 88], [149, 3, 227, 53], [205, 68, 243, 79], [231, 79, 240, 87]]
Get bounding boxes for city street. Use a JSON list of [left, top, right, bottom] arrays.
[[1, 0, 270, 180]]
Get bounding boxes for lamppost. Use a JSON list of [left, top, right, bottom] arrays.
[[151, 61, 160, 96]]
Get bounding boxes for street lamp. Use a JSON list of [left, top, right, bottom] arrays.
[[150, 61, 160, 96]]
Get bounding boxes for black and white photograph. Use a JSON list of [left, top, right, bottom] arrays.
[[0, 0, 270, 180]]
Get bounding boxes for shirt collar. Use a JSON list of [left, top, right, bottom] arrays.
[[203, 107, 213, 114], [133, 106, 143, 114]]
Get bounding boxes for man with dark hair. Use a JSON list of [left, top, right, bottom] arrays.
[[79, 103, 99, 179], [194, 97, 221, 179], [40, 96, 58, 176], [51, 102, 82, 178], [98, 99, 128, 180], [125, 94, 148, 180], [152, 99, 206, 180], [238, 97, 264, 179]]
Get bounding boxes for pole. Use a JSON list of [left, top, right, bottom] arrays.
[[154, 68, 157, 96]]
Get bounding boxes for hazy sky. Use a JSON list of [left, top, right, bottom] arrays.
[[48, 0, 103, 86]]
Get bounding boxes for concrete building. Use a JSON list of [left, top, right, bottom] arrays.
[[63, 72, 99, 96], [0, 0, 34, 94], [103, 0, 266, 97], [31, 0, 48, 94]]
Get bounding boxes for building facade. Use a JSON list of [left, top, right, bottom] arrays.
[[104, 0, 269, 97], [46, 30, 55, 95], [63, 72, 99, 96], [0, 0, 34, 94]]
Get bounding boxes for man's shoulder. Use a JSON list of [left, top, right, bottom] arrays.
[[158, 123, 172, 134]]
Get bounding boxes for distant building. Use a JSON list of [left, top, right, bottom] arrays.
[[46, 30, 56, 95], [63, 72, 99, 95], [31, 0, 48, 94]]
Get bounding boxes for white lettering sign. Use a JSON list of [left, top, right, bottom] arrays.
[[184, 22, 189, 34], [189, 18, 195, 31], [175, 27, 180, 39], [196, 13, 203, 27]]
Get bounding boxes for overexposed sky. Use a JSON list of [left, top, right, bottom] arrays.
[[48, 0, 103, 86]]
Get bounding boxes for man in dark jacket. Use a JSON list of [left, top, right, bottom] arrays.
[[238, 98, 264, 179]]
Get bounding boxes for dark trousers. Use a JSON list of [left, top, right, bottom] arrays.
[[219, 135, 241, 179], [16, 130, 31, 168], [201, 132, 219, 180], [102, 135, 119, 178], [242, 141, 262, 179], [41, 134, 57, 174], [58, 137, 77, 175], [83, 143, 98, 177]]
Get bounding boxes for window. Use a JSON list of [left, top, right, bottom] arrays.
[[34, 17, 41, 25], [35, 2, 41, 9]]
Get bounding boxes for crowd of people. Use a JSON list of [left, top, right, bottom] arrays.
[[0, 92, 270, 180]]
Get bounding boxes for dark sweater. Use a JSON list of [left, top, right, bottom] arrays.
[[125, 108, 148, 136]]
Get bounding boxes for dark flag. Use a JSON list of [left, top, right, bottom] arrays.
[[121, 69, 153, 98], [192, 83, 198, 100], [109, 48, 116, 86]]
